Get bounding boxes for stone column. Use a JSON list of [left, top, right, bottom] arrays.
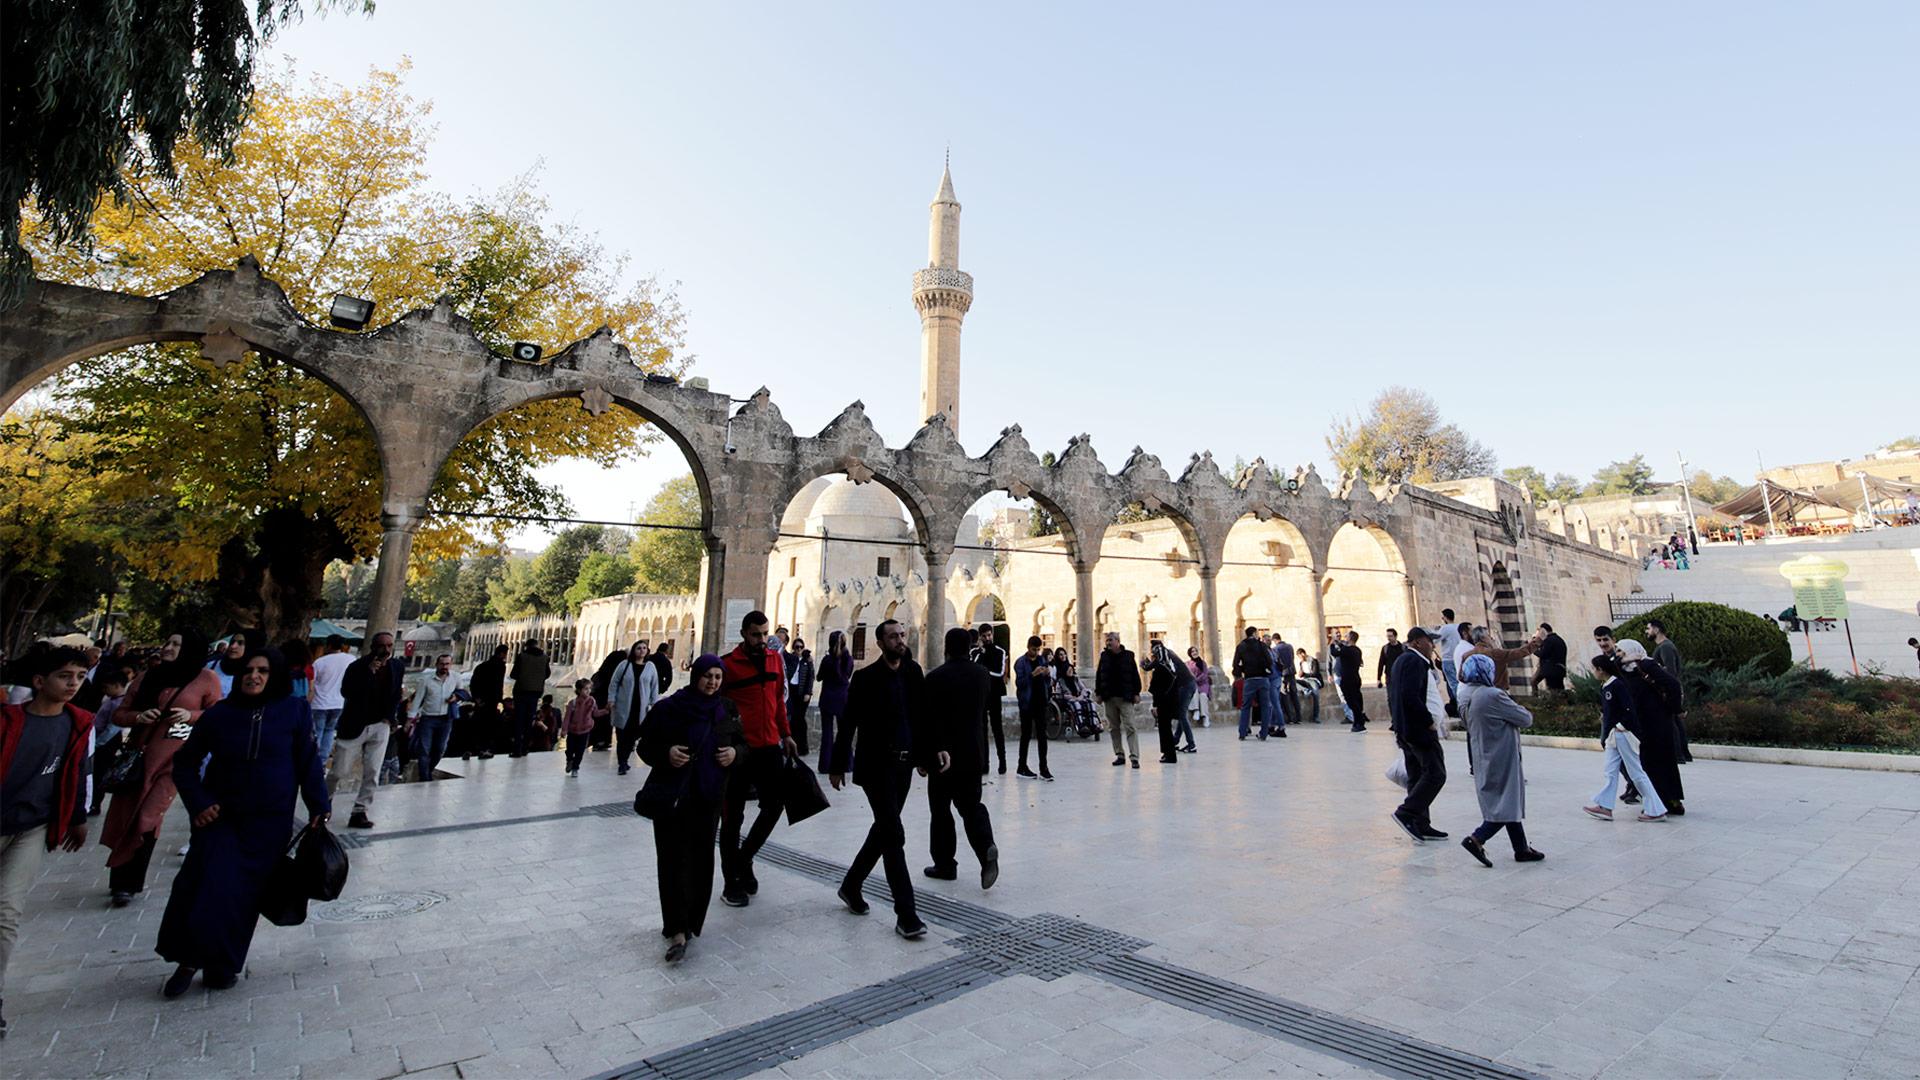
[[366, 510, 422, 642], [1198, 566, 1224, 670], [1401, 577, 1419, 636], [702, 526, 774, 657], [1074, 563, 1097, 673], [923, 549, 950, 668], [1307, 567, 1328, 667]]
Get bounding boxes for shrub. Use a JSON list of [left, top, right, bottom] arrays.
[[1616, 601, 1792, 677]]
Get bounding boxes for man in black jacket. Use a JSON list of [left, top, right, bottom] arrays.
[[508, 641, 551, 758], [1376, 630, 1405, 687], [922, 627, 999, 888], [331, 632, 407, 830], [1231, 626, 1281, 741], [969, 624, 1009, 776], [1337, 632, 1370, 733], [828, 620, 927, 940], [464, 645, 507, 760], [1094, 632, 1144, 768], [1387, 628, 1447, 843], [1530, 624, 1569, 694], [783, 638, 814, 757]]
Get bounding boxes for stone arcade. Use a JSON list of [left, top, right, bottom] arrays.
[[0, 257, 1638, 680]]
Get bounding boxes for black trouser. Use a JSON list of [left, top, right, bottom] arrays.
[[655, 797, 722, 939], [927, 766, 995, 872], [564, 730, 589, 772], [843, 762, 916, 922], [983, 693, 1005, 772], [1395, 736, 1447, 831], [110, 834, 158, 894], [788, 691, 811, 756], [1278, 679, 1300, 726], [720, 746, 785, 892], [1471, 820, 1529, 854], [1341, 679, 1369, 729], [511, 692, 540, 755], [615, 721, 640, 769], [1153, 694, 1179, 760], [590, 711, 613, 750], [1018, 700, 1048, 773]]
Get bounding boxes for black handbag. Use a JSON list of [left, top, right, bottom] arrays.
[[106, 685, 191, 794], [261, 827, 312, 927], [294, 823, 350, 901], [778, 755, 830, 826], [633, 769, 690, 820]]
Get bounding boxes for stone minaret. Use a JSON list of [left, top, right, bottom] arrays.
[[912, 162, 973, 431]]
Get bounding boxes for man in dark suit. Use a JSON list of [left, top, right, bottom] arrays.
[[1337, 631, 1370, 732], [464, 644, 507, 759], [1387, 628, 1448, 843], [922, 627, 999, 889], [828, 619, 927, 940]]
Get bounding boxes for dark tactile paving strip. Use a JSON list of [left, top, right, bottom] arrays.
[[588, 957, 1001, 1080], [1089, 953, 1545, 1080], [949, 912, 1148, 980]]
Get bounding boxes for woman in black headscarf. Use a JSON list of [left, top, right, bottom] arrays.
[[157, 647, 330, 997], [636, 653, 746, 963]]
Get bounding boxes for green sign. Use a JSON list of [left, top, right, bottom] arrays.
[[1778, 555, 1850, 620]]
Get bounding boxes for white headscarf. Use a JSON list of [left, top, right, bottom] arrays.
[[1614, 639, 1649, 668]]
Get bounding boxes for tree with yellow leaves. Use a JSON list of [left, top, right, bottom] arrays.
[[20, 65, 687, 642]]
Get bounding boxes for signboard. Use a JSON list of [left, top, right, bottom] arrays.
[[724, 598, 756, 638], [1778, 555, 1850, 621]]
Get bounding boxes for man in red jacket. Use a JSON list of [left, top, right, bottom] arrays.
[[718, 610, 797, 908], [1, 646, 94, 1038]]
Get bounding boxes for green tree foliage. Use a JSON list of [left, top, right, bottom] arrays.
[[1586, 455, 1658, 496], [528, 526, 624, 613], [486, 558, 539, 620], [2, 1, 373, 297], [20, 68, 687, 642], [1884, 436, 1919, 452], [439, 553, 505, 628], [1613, 601, 1792, 677], [629, 475, 706, 594], [1502, 466, 1584, 505], [563, 552, 639, 613], [1685, 470, 1747, 505], [322, 562, 375, 620], [1327, 387, 1496, 484]]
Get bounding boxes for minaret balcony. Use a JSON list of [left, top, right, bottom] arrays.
[[911, 267, 974, 297]]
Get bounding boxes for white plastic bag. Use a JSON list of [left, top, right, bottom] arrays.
[[1385, 756, 1409, 789]]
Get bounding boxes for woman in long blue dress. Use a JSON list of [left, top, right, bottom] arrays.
[[158, 647, 330, 997]]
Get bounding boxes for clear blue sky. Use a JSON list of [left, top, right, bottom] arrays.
[[272, 2, 1919, 539]]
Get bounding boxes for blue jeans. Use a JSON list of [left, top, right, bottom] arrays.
[[411, 714, 451, 781], [311, 707, 342, 763], [1238, 676, 1282, 737], [1440, 658, 1458, 701], [1172, 684, 1197, 749]]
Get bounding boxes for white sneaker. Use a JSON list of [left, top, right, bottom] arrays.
[[177, 842, 191, 856]]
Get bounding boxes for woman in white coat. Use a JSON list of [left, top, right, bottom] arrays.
[[608, 640, 659, 776], [1455, 653, 1545, 867]]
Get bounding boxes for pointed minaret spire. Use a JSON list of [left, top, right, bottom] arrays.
[[912, 157, 973, 431]]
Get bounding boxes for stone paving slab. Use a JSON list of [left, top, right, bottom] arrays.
[[1, 721, 1916, 1078]]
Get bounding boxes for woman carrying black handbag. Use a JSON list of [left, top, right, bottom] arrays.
[[636, 653, 746, 963], [156, 646, 329, 998]]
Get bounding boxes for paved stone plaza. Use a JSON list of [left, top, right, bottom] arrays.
[[3, 712, 1917, 1080]]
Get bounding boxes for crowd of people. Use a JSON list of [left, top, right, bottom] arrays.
[[0, 598, 1702, 1031]]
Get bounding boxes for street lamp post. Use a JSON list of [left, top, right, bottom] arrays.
[[1676, 451, 1701, 546]]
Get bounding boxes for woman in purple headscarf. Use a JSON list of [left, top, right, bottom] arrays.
[[636, 654, 747, 963]]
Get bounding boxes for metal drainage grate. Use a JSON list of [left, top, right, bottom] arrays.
[[330, 830, 373, 850], [350, 809, 583, 844], [1088, 953, 1545, 1080], [579, 801, 636, 818], [950, 912, 1148, 980], [314, 891, 449, 923], [755, 841, 1011, 933], [593, 958, 998, 1080]]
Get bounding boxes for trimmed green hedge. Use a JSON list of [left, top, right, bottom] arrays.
[[1615, 600, 1792, 677]]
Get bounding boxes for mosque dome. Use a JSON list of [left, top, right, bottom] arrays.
[[780, 476, 835, 535], [807, 478, 912, 540]]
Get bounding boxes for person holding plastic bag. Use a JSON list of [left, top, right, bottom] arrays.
[[157, 647, 329, 998], [636, 654, 745, 964]]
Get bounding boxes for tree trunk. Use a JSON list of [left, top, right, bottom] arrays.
[[213, 510, 354, 645]]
